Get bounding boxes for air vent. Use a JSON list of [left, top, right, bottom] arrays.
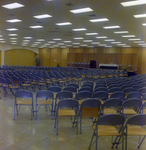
[[88, 14, 97, 17], [65, 3, 73, 6]]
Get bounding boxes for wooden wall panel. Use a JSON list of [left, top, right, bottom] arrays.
[[39, 48, 50, 66], [5, 49, 36, 66], [61, 48, 69, 67], [0, 51, 1, 66], [141, 48, 146, 74]]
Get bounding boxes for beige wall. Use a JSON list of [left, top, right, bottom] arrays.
[[5, 49, 36, 66]]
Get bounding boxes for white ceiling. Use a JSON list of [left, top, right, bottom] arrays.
[[0, 0, 146, 48]]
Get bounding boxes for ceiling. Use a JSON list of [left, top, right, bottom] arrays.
[[0, 0, 146, 48]]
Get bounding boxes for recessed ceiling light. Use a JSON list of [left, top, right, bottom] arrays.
[[45, 44, 50, 46], [0, 35, 3, 37], [60, 46, 66, 48], [53, 38, 62, 40], [89, 18, 109, 22], [96, 36, 107, 39], [121, 0, 146, 7], [37, 39, 45, 41], [24, 37, 32, 39], [66, 45, 72, 47], [134, 41, 145, 43], [0, 38, 4, 41], [74, 37, 84, 39], [72, 43, 80, 45], [11, 40, 17, 42], [7, 28, 18, 31], [34, 14, 52, 19], [56, 22, 72, 26], [72, 28, 86, 31], [105, 46, 112, 48], [73, 46, 79, 48], [85, 33, 98, 35], [92, 42, 100, 44], [111, 42, 121, 44], [34, 42, 41, 44], [23, 40, 30, 42], [2, 2, 24, 9], [134, 14, 146, 18], [6, 19, 22, 23], [99, 44, 107, 46], [30, 26, 43, 29], [138, 43, 146, 46], [58, 43, 64, 45], [81, 44, 87, 46], [88, 46, 94, 48], [48, 41, 55, 43], [84, 40, 92, 42], [70, 7, 93, 14], [64, 41, 72, 43], [104, 39, 115, 41], [117, 44, 126, 46], [122, 35, 135, 37], [114, 31, 129, 34], [8, 34, 17, 36], [128, 38, 141, 41], [142, 23, 146, 26], [122, 45, 131, 47], [0, 41, 6, 43], [103, 26, 120, 29]]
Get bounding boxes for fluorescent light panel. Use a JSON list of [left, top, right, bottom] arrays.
[[64, 41, 72, 43], [128, 38, 141, 41], [8, 34, 17, 36], [72, 28, 86, 31], [114, 31, 129, 34], [7, 28, 18, 31], [74, 37, 84, 39], [121, 0, 146, 7], [70, 7, 93, 14], [24, 37, 32, 39], [85, 33, 98, 35], [103, 26, 120, 29], [134, 14, 146, 18], [53, 38, 62, 40], [142, 23, 146, 26], [96, 36, 107, 39], [2, 2, 24, 9], [72, 43, 80, 45], [30, 25, 43, 28], [84, 40, 92, 42], [6, 19, 22, 23], [104, 39, 115, 41], [34, 14, 52, 19], [122, 35, 135, 37], [37, 39, 45, 41], [89, 18, 109, 22], [92, 42, 100, 44], [56, 22, 72, 26]]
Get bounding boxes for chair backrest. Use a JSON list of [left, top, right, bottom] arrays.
[[94, 87, 108, 92], [58, 99, 79, 108], [15, 90, 33, 98], [97, 114, 125, 125], [81, 98, 101, 107], [122, 98, 142, 108], [123, 87, 135, 94], [63, 86, 77, 93], [79, 87, 93, 93], [110, 91, 125, 99], [75, 91, 92, 100], [67, 83, 79, 89], [126, 114, 146, 125], [138, 87, 146, 94], [48, 86, 62, 92], [56, 91, 73, 99], [108, 87, 121, 93], [93, 91, 108, 100], [103, 98, 123, 107], [36, 90, 54, 98], [126, 91, 142, 99]]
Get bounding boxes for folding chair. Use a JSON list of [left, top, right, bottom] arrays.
[[102, 98, 123, 115], [14, 90, 34, 120], [121, 98, 142, 116], [35, 90, 54, 120], [54, 99, 79, 135], [80, 98, 101, 134], [124, 114, 146, 150], [89, 114, 125, 150]]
